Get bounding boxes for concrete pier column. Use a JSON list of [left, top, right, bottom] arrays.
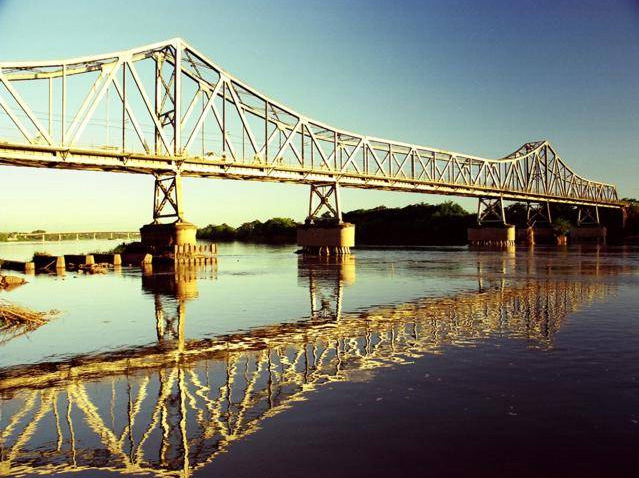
[[571, 225, 607, 244], [140, 221, 197, 254], [297, 223, 355, 255], [517, 225, 555, 245], [468, 225, 516, 247]]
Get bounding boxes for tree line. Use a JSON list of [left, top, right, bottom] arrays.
[[195, 199, 638, 245], [195, 202, 474, 245]]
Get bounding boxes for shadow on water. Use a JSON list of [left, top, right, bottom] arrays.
[[0, 249, 624, 477]]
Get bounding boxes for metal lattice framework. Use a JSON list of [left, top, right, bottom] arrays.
[[0, 39, 622, 210]]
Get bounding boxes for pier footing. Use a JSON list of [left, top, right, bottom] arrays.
[[516, 226, 555, 245], [571, 225, 607, 244], [297, 223, 355, 255], [468, 225, 516, 247], [140, 221, 197, 255]]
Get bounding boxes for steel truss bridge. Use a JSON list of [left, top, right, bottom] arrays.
[[0, 255, 619, 477], [0, 39, 623, 225], [6, 230, 139, 242]]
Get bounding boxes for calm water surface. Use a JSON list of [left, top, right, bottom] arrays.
[[0, 242, 638, 477]]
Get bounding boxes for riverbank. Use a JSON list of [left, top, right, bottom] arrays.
[[195, 199, 638, 246]]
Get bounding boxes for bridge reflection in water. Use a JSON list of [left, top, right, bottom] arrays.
[[0, 253, 617, 477]]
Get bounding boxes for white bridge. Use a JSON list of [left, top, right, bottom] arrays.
[[0, 38, 624, 238]]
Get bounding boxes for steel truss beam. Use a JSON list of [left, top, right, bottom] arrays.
[[477, 197, 506, 226], [0, 38, 624, 209], [153, 174, 183, 222], [577, 205, 600, 226], [307, 183, 342, 224], [527, 201, 552, 226]]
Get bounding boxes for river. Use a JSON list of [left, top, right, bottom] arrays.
[[0, 242, 638, 477]]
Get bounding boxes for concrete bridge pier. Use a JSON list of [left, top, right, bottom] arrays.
[[468, 197, 515, 247], [297, 183, 355, 255], [516, 201, 555, 245], [517, 225, 555, 245], [140, 174, 198, 255]]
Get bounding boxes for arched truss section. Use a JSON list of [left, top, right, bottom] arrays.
[[0, 38, 620, 207]]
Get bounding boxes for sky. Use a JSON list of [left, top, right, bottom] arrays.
[[0, 0, 638, 231]]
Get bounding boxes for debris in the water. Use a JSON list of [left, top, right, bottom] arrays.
[[0, 299, 59, 344], [78, 263, 110, 274], [0, 299, 56, 326], [0, 275, 27, 291]]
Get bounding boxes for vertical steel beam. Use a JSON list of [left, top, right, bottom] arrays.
[[48, 77, 53, 138], [173, 40, 182, 155], [154, 54, 162, 155], [105, 83, 109, 147], [174, 173, 184, 220], [121, 62, 126, 151], [61, 64, 66, 146], [222, 80, 226, 156], [264, 101, 269, 163], [334, 183, 342, 223]]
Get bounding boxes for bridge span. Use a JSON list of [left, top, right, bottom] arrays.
[[0, 39, 624, 251], [6, 230, 139, 242]]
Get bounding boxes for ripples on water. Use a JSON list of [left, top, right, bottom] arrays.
[[0, 242, 638, 477]]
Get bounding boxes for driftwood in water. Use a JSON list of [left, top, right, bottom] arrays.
[[0, 300, 58, 345], [0, 300, 48, 326]]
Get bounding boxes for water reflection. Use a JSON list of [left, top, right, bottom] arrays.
[[141, 264, 217, 349], [0, 253, 618, 478], [298, 255, 355, 321]]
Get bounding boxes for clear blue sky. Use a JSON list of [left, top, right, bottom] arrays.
[[0, 0, 637, 231]]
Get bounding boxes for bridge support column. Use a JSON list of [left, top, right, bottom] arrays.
[[140, 174, 197, 255], [297, 183, 355, 255], [571, 205, 606, 244], [468, 197, 515, 247], [517, 201, 554, 245]]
